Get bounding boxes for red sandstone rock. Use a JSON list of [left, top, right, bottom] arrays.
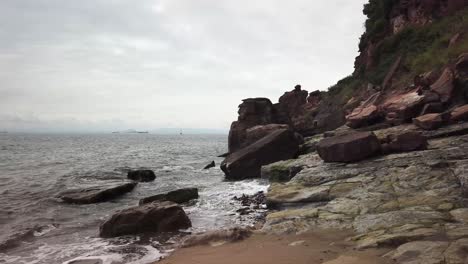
[[228, 98, 276, 153], [243, 124, 290, 148], [430, 68, 455, 103], [221, 129, 301, 180], [317, 131, 381, 163], [381, 90, 427, 122], [451, 105, 468, 122], [383, 132, 428, 154], [413, 113, 449, 130]]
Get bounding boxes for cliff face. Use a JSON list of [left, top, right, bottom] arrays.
[[227, 0, 468, 149], [356, 0, 468, 74]]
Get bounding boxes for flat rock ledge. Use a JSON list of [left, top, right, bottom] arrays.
[[58, 182, 137, 204], [261, 123, 468, 262]]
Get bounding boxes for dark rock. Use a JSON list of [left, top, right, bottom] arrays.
[[277, 86, 309, 124], [233, 191, 267, 207], [58, 182, 137, 204], [99, 201, 191, 238], [456, 53, 468, 75], [127, 170, 156, 182], [139, 188, 199, 205], [221, 129, 301, 180], [317, 131, 381, 163], [217, 152, 229, 158], [414, 71, 439, 88], [413, 113, 450, 130], [203, 161, 215, 170], [430, 68, 455, 104], [451, 105, 468, 122], [382, 132, 428, 154], [420, 102, 444, 115]]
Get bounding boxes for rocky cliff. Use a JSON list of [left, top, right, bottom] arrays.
[[223, 1, 468, 263]]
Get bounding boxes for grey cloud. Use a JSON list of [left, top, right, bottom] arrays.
[[0, 0, 368, 132]]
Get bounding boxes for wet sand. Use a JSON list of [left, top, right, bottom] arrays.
[[158, 229, 393, 264]]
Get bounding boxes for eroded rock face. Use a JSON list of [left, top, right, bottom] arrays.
[[430, 68, 455, 104], [228, 98, 276, 153], [317, 131, 381, 163], [58, 182, 137, 204], [451, 105, 468, 122], [242, 124, 290, 149], [381, 90, 428, 124], [221, 129, 301, 180], [139, 188, 199, 205], [262, 124, 468, 250], [413, 113, 449, 130], [127, 170, 156, 182], [99, 201, 191, 238]]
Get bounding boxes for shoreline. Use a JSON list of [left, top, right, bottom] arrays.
[[157, 229, 393, 264]]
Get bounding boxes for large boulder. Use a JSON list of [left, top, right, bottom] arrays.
[[317, 131, 381, 163], [381, 132, 428, 154], [346, 104, 380, 129], [451, 105, 468, 122], [58, 182, 137, 204], [221, 129, 301, 180], [127, 170, 156, 182], [139, 188, 199, 205], [381, 90, 428, 124], [276, 85, 309, 123], [228, 98, 277, 153], [243, 124, 290, 149], [99, 201, 191, 238]]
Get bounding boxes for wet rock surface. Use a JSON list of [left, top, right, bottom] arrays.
[[262, 123, 468, 257], [58, 182, 137, 204], [139, 188, 199, 205], [221, 129, 301, 180], [99, 201, 191, 238], [203, 161, 215, 170], [127, 170, 156, 182]]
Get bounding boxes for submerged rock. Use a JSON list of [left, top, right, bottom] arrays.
[[317, 131, 381, 163], [182, 228, 252, 248], [203, 161, 215, 170], [221, 129, 301, 180], [127, 170, 156, 182], [139, 188, 199, 205], [58, 182, 137, 204], [99, 201, 191, 238]]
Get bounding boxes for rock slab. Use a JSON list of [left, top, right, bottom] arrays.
[[58, 182, 137, 204], [221, 129, 301, 180], [317, 131, 381, 162], [99, 201, 191, 238], [139, 188, 199, 205]]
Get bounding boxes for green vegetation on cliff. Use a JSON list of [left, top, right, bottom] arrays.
[[328, 4, 468, 104]]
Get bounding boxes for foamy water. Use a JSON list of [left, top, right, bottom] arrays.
[[0, 133, 268, 263]]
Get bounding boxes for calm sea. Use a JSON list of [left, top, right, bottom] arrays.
[[0, 133, 267, 264]]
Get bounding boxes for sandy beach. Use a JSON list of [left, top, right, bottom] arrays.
[[158, 229, 393, 264]]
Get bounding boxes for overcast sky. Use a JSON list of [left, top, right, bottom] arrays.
[[0, 0, 368, 133]]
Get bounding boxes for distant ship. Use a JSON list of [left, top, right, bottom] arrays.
[[112, 129, 149, 134]]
